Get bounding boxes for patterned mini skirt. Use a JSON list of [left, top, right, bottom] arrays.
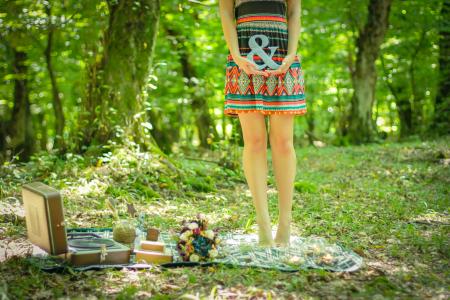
[[224, 0, 307, 117]]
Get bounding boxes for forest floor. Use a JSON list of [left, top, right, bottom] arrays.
[[0, 136, 449, 299]]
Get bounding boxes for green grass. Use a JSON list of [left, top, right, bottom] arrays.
[[0, 136, 449, 299]]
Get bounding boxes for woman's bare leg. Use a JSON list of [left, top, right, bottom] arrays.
[[238, 112, 275, 247], [268, 114, 296, 247]]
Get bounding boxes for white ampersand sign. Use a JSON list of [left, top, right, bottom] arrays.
[[246, 34, 281, 70]]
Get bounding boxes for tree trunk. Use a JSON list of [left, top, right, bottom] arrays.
[[305, 105, 315, 146], [380, 55, 413, 138], [431, 0, 450, 134], [347, 0, 393, 144], [45, 4, 66, 151], [409, 29, 429, 133], [147, 108, 179, 153], [37, 112, 48, 152], [165, 27, 216, 149], [392, 86, 413, 138], [6, 49, 35, 160], [77, 0, 161, 149], [166, 28, 218, 148]]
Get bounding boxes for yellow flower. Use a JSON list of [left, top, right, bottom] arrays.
[[189, 254, 200, 262], [320, 253, 334, 264], [208, 249, 218, 258], [180, 230, 192, 241], [204, 230, 215, 240], [287, 255, 305, 265], [188, 222, 199, 230]]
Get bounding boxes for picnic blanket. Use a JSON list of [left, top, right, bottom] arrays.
[[26, 228, 363, 273], [159, 231, 363, 272]]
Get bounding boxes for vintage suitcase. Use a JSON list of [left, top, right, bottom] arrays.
[[22, 182, 67, 255], [64, 233, 132, 266], [22, 182, 131, 266]]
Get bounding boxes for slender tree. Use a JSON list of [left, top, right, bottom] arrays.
[[347, 0, 394, 143], [7, 49, 35, 160], [44, 2, 66, 151], [0, 1, 35, 160], [165, 27, 215, 149], [380, 54, 413, 138], [431, 0, 450, 134]]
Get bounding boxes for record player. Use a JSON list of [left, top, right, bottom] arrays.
[[22, 182, 131, 266]]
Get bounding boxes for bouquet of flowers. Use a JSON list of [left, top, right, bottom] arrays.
[[176, 213, 221, 262]]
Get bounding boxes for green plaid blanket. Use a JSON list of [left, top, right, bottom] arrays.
[[27, 229, 363, 273], [159, 231, 363, 272]]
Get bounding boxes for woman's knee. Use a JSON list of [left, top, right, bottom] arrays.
[[243, 135, 267, 152], [270, 136, 294, 154]]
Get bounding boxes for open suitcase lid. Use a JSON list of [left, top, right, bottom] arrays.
[[22, 182, 68, 255], [22, 182, 132, 266]]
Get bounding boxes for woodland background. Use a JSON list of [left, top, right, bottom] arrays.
[[0, 0, 449, 299], [0, 0, 448, 161]]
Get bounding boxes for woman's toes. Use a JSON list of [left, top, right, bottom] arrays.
[[259, 240, 275, 247]]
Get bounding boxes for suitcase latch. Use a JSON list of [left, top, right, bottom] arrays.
[[56, 221, 65, 228], [100, 244, 107, 263]]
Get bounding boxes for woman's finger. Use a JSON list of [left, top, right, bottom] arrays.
[[266, 65, 288, 76], [243, 67, 264, 76], [246, 63, 268, 76], [266, 57, 293, 75]]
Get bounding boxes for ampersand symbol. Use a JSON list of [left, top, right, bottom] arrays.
[[246, 34, 280, 70]]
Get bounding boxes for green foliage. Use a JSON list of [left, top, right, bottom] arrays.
[[130, 182, 161, 198], [0, 2, 449, 295], [0, 0, 447, 160], [0, 0, 106, 153], [294, 180, 318, 193], [183, 175, 216, 193], [1, 137, 448, 299]]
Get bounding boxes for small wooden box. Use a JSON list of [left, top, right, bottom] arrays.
[[140, 241, 165, 252], [146, 228, 160, 241], [134, 250, 173, 264]]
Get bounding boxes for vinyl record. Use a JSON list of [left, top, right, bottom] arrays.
[[68, 238, 116, 249]]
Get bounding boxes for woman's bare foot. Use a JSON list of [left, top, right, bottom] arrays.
[[257, 221, 275, 247], [274, 222, 291, 247], [258, 238, 275, 247], [274, 240, 290, 247], [258, 233, 275, 247]]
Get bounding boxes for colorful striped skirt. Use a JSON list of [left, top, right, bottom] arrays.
[[224, 0, 307, 117]]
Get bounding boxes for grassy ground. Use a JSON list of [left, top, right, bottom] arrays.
[[0, 136, 449, 299]]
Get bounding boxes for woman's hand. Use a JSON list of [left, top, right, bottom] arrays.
[[265, 53, 297, 76], [234, 55, 269, 76]]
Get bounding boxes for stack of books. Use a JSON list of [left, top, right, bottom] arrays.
[[134, 240, 173, 264]]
